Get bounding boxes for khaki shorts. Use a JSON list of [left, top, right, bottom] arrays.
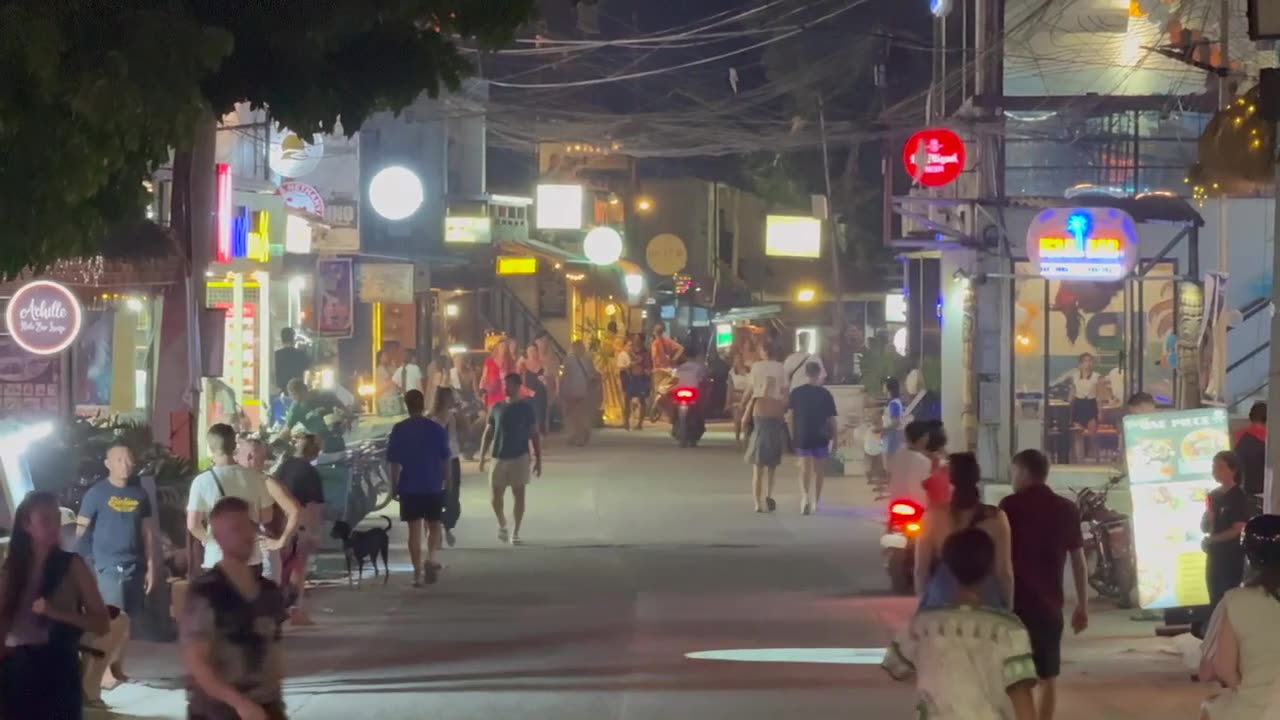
[[490, 456, 532, 491]]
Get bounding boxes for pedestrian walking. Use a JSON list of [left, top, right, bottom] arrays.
[[999, 449, 1089, 720], [236, 438, 302, 586], [0, 491, 111, 720], [788, 361, 837, 514], [181, 496, 288, 720], [479, 373, 543, 545], [742, 343, 788, 513], [387, 389, 451, 586], [915, 452, 1013, 610], [271, 434, 325, 625], [187, 425, 278, 575], [429, 386, 464, 547], [480, 338, 517, 410], [619, 334, 653, 431], [1203, 451, 1254, 611], [1199, 514, 1280, 720], [882, 527, 1038, 720], [561, 340, 599, 446], [75, 441, 158, 690], [882, 376, 906, 457], [520, 341, 550, 435], [727, 352, 750, 445], [782, 331, 825, 392]]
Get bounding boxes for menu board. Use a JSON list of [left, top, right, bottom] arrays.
[[538, 271, 568, 319], [1123, 407, 1230, 609], [0, 335, 65, 418]]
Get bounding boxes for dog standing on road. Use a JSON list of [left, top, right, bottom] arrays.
[[331, 516, 392, 587]]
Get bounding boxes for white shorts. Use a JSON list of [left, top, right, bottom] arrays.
[[490, 456, 531, 491]]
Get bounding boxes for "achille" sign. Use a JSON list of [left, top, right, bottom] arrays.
[[5, 280, 83, 355]]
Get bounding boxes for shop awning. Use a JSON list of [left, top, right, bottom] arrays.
[[500, 238, 588, 264], [712, 305, 783, 324]]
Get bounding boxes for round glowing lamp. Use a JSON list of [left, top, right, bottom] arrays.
[[584, 227, 624, 265], [368, 166, 424, 221]]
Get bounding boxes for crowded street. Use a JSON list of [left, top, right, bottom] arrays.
[[93, 427, 1204, 720]]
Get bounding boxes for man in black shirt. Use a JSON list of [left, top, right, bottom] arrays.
[[1203, 450, 1255, 609], [1234, 401, 1266, 496], [788, 362, 837, 515], [273, 434, 325, 625], [274, 327, 311, 396]]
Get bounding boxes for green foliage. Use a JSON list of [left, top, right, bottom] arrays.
[[0, 1, 541, 277]]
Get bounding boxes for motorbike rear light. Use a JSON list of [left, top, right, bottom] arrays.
[[674, 387, 697, 402], [904, 522, 922, 535], [889, 501, 922, 519]]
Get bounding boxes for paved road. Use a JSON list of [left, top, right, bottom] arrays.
[[104, 426, 1208, 719]]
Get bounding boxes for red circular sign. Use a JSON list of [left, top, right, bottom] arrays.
[[903, 128, 966, 187], [5, 280, 83, 356]]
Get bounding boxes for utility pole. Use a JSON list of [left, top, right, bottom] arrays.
[[1214, 0, 1231, 404], [817, 97, 845, 376]]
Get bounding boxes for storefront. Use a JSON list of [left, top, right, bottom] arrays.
[[1007, 204, 1202, 471]]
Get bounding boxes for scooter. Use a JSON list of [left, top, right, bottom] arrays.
[[879, 499, 924, 595], [1075, 475, 1135, 607], [672, 386, 705, 448]]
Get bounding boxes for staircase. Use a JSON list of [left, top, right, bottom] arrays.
[[479, 281, 566, 358], [1226, 296, 1271, 411]]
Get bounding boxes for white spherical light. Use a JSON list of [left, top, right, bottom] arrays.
[[583, 226, 623, 265], [368, 166, 424, 221]]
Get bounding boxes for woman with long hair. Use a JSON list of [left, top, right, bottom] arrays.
[[0, 492, 110, 719], [882, 377, 905, 458], [430, 386, 464, 547], [1204, 451, 1254, 611], [914, 452, 1014, 609], [520, 342, 550, 434], [480, 338, 516, 410], [1199, 514, 1280, 719]]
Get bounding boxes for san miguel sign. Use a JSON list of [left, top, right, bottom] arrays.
[[903, 128, 966, 188], [5, 281, 83, 355]]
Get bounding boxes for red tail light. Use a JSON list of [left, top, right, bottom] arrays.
[[889, 501, 922, 519], [674, 387, 697, 402]]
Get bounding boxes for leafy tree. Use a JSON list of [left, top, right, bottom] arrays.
[[0, 1, 542, 277]]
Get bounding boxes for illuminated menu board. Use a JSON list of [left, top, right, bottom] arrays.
[[1123, 408, 1230, 609]]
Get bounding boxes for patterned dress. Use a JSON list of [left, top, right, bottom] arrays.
[[883, 605, 1038, 719]]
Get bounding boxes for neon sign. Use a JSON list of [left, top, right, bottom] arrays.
[[5, 281, 83, 356], [1025, 207, 1138, 281], [230, 208, 271, 262], [903, 128, 966, 187], [215, 163, 233, 263]]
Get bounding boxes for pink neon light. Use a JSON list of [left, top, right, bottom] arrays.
[[215, 163, 233, 263]]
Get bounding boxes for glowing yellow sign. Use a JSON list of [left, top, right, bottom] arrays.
[[497, 256, 538, 275]]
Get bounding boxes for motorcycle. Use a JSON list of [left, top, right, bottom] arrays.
[[879, 499, 924, 595], [671, 386, 705, 448], [1075, 475, 1136, 607]]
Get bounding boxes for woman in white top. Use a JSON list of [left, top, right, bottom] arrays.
[[1199, 514, 1280, 720], [727, 353, 752, 445], [1068, 352, 1099, 462], [430, 386, 463, 547], [741, 343, 789, 512]]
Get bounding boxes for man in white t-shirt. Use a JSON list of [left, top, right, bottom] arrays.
[[783, 333, 825, 391], [187, 424, 276, 571], [885, 421, 933, 507], [395, 347, 424, 396]]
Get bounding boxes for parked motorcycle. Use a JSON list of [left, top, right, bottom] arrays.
[[1075, 475, 1135, 607], [879, 499, 924, 595], [671, 387, 705, 448]]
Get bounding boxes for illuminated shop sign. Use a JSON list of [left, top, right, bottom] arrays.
[[1025, 207, 1138, 281], [903, 128, 966, 187], [497, 256, 538, 275], [230, 208, 271, 262], [4, 280, 83, 356], [215, 163, 233, 263]]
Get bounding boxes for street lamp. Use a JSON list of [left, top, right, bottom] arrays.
[[368, 165, 424, 221], [584, 227, 624, 265], [796, 287, 817, 303], [636, 197, 654, 213]]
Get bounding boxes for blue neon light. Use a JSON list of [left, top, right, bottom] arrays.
[[1066, 211, 1091, 245]]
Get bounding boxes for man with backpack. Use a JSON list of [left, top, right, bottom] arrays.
[[783, 332, 825, 392]]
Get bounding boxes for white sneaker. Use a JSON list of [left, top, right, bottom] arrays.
[[511, 533, 523, 546], [498, 527, 510, 543], [446, 529, 457, 547]]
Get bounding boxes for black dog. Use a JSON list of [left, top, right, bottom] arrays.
[[330, 516, 392, 587]]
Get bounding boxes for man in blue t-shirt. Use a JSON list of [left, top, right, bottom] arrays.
[[387, 389, 451, 586]]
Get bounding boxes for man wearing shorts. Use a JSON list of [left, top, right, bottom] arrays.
[[1000, 449, 1089, 720], [787, 361, 837, 515], [479, 373, 543, 545], [387, 389, 451, 586]]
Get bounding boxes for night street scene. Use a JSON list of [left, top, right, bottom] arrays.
[[2, 0, 1280, 718]]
